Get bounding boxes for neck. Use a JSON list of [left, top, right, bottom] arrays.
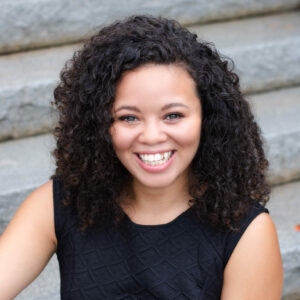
[[122, 173, 192, 216]]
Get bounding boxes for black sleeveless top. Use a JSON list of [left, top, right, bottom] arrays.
[[53, 176, 269, 300]]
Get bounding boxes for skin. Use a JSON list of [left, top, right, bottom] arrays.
[[221, 212, 283, 300], [0, 63, 283, 299], [0, 180, 56, 299], [110, 63, 202, 224]]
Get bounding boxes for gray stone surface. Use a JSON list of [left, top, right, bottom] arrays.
[[1, 0, 300, 54], [248, 86, 300, 184], [267, 180, 300, 298], [4, 44, 106, 138], [190, 11, 300, 93], [283, 294, 300, 300], [0, 134, 59, 299], [0, 44, 80, 141], [0, 134, 55, 234], [1, 1, 299, 298], [1, 12, 300, 141]]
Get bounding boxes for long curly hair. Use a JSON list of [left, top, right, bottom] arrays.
[[51, 14, 270, 231]]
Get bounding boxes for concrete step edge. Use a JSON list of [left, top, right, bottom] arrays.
[[1, 0, 300, 54]]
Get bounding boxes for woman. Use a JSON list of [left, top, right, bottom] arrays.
[[0, 15, 283, 299]]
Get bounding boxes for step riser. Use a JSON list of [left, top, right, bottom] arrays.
[[282, 253, 300, 299], [229, 39, 300, 94], [267, 131, 300, 185], [1, 0, 299, 54], [267, 181, 300, 298], [0, 83, 57, 141]]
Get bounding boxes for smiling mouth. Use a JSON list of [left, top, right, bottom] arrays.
[[136, 150, 175, 166]]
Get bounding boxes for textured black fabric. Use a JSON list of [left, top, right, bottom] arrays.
[[53, 176, 269, 300]]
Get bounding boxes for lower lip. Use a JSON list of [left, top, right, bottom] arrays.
[[135, 151, 176, 173]]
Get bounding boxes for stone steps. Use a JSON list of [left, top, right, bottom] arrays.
[[190, 10, 300, 93], [268, 180, 300, 299], [1, 11, 300, 141], [1, 2, 300, 298], [0, 134, 55, 233], [1, 0, 299, 54], [13, 179, 300, 299], [248, 86, 300, 184], [0, 44, 80, 141]]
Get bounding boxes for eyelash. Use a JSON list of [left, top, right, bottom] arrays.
[[118, 113, 184, 123], [118, 115, 138, 122], [165, 113, 183, 120]]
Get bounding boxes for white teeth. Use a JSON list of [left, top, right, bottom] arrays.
[[155, 153, 162, 160], [138, 151, 173, 165]]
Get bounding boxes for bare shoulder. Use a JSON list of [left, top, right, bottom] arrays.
[[221, 212, 283, 300], [15, 180, 54, 226], [22, 179, 55, 241], [27, 179, 53, 203], [0, 179, 56, 247], [0, 180, 57, 299]]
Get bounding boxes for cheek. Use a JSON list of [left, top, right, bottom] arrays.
[[173, 118, 202, 147], [110, 125, 135, 153]]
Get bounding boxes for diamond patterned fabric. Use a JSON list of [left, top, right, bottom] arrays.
[[53, 176, 269, 299]]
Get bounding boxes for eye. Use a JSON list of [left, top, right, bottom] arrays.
[[165, 113, 184, 121], [118, 115, 138, 123]]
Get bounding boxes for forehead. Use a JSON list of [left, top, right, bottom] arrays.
[[113, 64, 199, 109]]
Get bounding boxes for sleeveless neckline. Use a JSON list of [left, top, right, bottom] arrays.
[[123, 205, 194, 229], [53, 176, 269, 300]]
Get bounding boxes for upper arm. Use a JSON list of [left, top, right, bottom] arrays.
[[0, 180, 57, 300], [221, 212, 283, 300]]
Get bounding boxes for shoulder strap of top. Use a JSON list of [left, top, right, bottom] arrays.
[[223, 202, 269, 267], [52, 175, 68, 240]]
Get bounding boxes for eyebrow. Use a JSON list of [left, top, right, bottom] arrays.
[[114, 102, 189, 113]]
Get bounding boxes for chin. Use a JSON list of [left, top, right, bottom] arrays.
[[135, 175, 178, 189]]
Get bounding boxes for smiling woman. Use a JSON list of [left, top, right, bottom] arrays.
[[0, 15, 283, 300], [110, 64, 201, 191]]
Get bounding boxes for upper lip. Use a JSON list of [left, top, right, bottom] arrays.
[[135, 150, 174, 155]]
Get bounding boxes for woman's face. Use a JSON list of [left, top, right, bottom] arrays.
[[110, 63, 202, 190]]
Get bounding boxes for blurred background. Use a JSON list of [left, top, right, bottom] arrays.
[[0, 0, 299, 299]]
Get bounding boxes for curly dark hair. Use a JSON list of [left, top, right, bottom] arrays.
[[51, 14, 270, 231]]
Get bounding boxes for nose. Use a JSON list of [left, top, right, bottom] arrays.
[[138, 119, 167, 144]]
